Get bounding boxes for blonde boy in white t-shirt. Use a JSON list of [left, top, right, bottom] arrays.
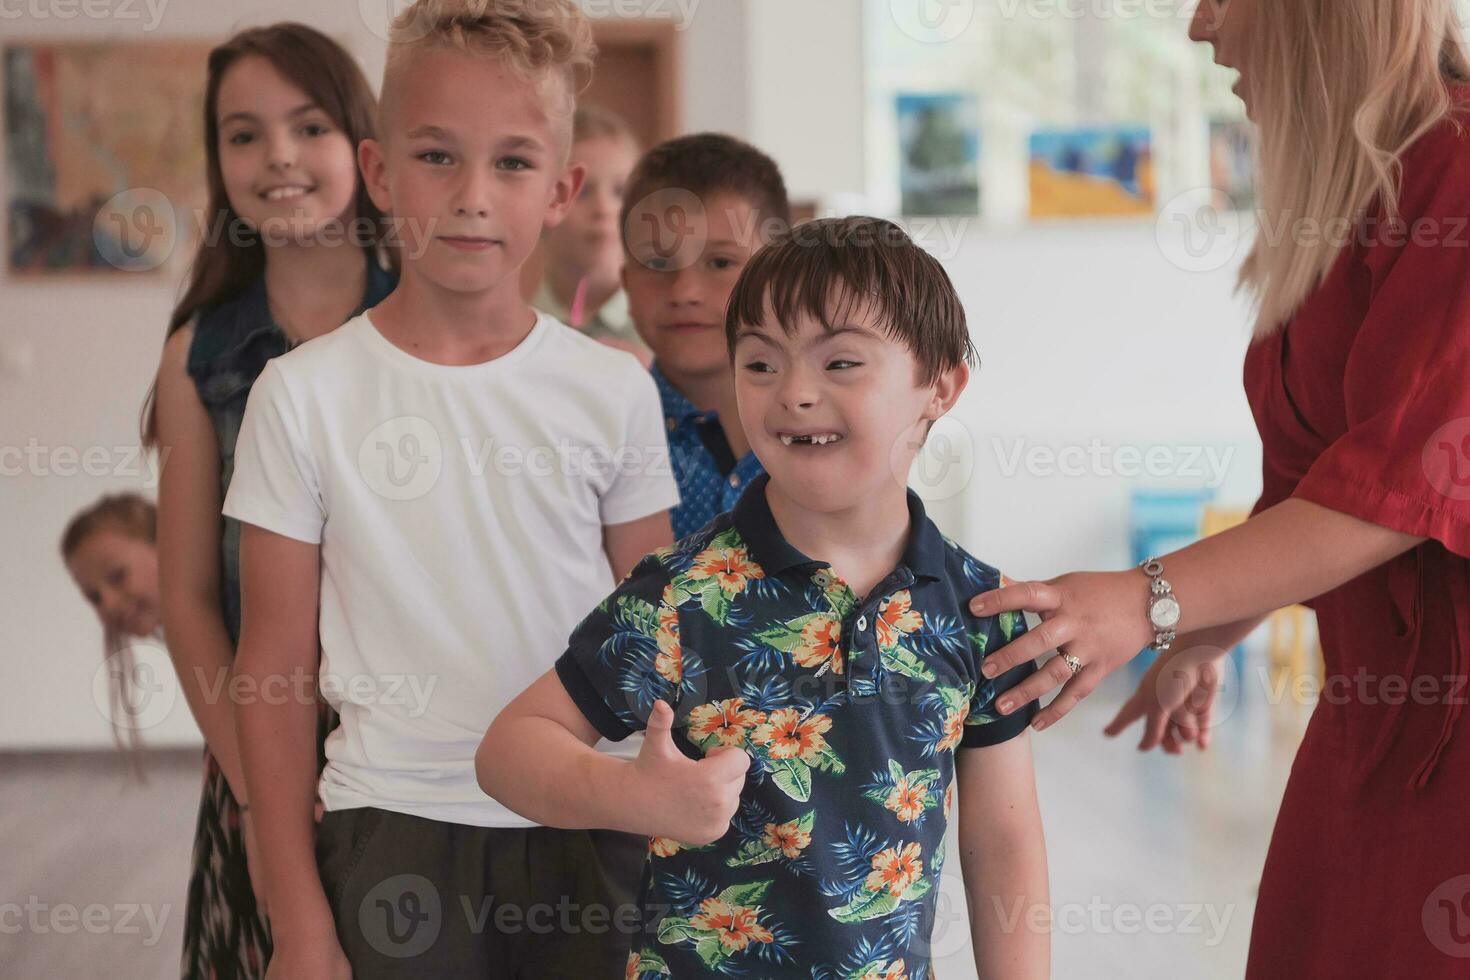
[[224, 3, 678, 977]]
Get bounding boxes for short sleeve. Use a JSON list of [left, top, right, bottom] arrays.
[[597, 367, 681, 527], [554, 550, 678, 742], [221, 360, 326, 544], [1292, 122, 1470, 558], [960, 609, 1039, 749]]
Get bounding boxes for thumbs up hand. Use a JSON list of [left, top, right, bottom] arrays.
[[633, 700, 749, 846]]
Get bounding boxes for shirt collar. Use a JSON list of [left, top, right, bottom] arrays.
[[731, 474, 948, 583], [650, 362, 706, 428]]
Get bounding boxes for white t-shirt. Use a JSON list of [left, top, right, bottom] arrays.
[[223, 311, 679, 827]]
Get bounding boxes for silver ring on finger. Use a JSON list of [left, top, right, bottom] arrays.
[[1060, 651, 1083, 675]]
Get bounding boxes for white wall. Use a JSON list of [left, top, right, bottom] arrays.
[[744, 0, 867, 202], [1, 0, 1261, 750], [936, 219, 1260, 579]]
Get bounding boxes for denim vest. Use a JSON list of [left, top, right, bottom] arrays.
[[185, 258, 396, 643]]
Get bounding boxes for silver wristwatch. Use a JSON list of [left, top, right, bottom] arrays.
[[1140, 557, 1180, 651]]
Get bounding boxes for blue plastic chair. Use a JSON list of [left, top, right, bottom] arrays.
[[1127, 489, 1247, 676]]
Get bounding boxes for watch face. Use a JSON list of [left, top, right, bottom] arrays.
[[1150, 595, 1181, 630]]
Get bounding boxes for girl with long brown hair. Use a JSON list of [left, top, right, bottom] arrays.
[[141, 23, 395, 978]]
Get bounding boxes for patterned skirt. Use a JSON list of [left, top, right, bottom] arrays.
[[180, 702, 335, 979]]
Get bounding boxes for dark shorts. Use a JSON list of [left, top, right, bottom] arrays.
[[316, 808, 646, 979]]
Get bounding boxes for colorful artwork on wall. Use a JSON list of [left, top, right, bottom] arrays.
[[1029, 125, 1154, 218], [5, 41, 210, 276], [897, 93, 980, 217]]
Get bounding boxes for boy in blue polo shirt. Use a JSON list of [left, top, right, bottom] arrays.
[[620, 134, 789, 537], [478, 217, 1049, 978]]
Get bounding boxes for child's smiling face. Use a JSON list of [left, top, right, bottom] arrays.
[[66, 529, 160, 639], [215, 56, 360, 245], [733, 292, 968, 514], [361, 48, 583, 295]]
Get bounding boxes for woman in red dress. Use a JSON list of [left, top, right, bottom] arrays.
[[969, 0, 1470, 974]]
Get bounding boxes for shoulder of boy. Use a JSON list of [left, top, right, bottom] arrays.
[[551, 318, 647, 373], [575, 547, 677, 644], [939, 534, 1027, 647], [938, 531, 1006, 594]]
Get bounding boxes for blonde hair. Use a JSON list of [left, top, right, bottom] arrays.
[[60, 493, 159, 780], [1241, 0, 1470, 336], [382, 0, 597, 153]]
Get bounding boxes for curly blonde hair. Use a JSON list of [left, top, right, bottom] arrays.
[[382, 0, 597, 154]]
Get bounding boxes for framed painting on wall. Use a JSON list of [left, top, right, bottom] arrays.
[[1028, 125, 1154, 219], [5, 41, 211, 277], [897, 93, 980, 218]]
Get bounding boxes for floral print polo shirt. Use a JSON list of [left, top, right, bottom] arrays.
[[555, 475, 1039, 979]]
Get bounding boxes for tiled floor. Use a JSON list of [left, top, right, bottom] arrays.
[[2, 655, 1304, 979]]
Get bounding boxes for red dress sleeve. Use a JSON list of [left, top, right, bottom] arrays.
[[1289, 116, 1470, 559]]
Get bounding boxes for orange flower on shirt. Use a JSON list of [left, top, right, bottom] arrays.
[[761, 818, 813, 858], [864, 842, 924, 897], [792, 615, 843, 674], [649, 836, 685, 858], [687, 698, 766, 748], [884, 777, 929, 824], [689, 898, 774, 952], [752, 708, 832, 763], [935, 706, 966, 753], [689, 544, 765, 594], [876, 590, 924, 650], [654, 589, 681, 684]]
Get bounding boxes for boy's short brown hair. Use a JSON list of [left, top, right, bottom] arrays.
[[573, 104, 638, 148], [620, 133, 791, 243], [725, 216, 977, 385], [382, 0, 596, 154]]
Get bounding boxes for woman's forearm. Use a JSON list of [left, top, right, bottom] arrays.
[[1161, 498, 1422, 636], [1174, 615, 1269, 658], [159, 594, 249, 799]]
